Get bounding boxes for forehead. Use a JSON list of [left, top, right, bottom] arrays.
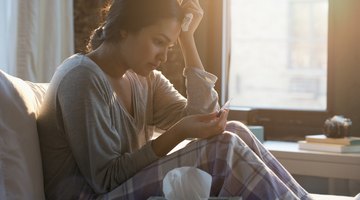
[[138, 18, 181, 42]]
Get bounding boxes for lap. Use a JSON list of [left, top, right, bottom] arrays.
[[101, 133, 246, 199], [98, 122, 307, 199]]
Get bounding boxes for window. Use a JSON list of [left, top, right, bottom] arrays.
[[229, 0, 328, 110], [223, 0, 330, 140]]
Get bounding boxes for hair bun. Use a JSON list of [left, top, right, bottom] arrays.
[[87, 25, 106, 52]]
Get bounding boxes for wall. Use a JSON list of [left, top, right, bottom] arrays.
[[73, 0, 107, 53], [196, 0, 223, 94], [329, 0, 360, 137], [294, 175, 360, 196]]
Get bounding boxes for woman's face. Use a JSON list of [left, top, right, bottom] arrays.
[[119, 18, 182, 76]]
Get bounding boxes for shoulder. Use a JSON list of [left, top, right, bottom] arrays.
[[52, 54, 110, 95]]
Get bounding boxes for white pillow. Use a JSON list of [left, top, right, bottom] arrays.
[[0, 70, 47, 200]]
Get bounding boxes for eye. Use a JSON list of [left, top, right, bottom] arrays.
[[153, 37, 175, 51], [168, 45, 175, 51], [154, 38, 166, 46]]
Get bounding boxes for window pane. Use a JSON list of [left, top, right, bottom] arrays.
[[228, 0, 328, 110]]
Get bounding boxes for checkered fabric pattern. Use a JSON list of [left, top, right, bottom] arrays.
[[85, 121, 311, 200]]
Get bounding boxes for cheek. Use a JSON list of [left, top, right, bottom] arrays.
[[128, 43, 156, 69], [128, 43, 150, 62], [139, 42, 159, 59]]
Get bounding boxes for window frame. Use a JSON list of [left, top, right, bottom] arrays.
[[199, 0, 334, 141]]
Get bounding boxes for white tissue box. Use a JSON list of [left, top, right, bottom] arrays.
[[148, 197, 242, 200]]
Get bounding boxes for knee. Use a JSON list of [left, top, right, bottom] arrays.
[[210, 131, 244, 147], [218, 131, 238, 141], [225, 120, 251, 133], [225, 121, 259, 145]]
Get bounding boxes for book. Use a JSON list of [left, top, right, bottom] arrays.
[[305, 134, 360, 145], [298, 140, 360, 153]]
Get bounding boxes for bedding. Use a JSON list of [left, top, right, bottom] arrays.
[[0, 70, 47, 200], [0, 69, 358, 199]]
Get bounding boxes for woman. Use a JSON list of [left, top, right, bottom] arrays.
[[37, 0, 311, 199]]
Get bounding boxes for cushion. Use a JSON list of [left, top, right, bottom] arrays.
[[0, 70, 47, 200]]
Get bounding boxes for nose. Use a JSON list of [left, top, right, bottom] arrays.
[[158, 48, 168, 63]]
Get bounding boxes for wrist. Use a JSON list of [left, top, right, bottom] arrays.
[[178, 36, 204, 69], [168, 125, 187, 142], [152, 127, 184, 157], [179, 33, 195, 45]]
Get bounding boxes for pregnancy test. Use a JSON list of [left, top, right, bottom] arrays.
[[217, 99, 231, 117]]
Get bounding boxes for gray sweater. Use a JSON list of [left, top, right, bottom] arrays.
[[37, 54, 219, 199]]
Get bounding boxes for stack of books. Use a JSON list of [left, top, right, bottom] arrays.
[[298, 134, 360, 153]]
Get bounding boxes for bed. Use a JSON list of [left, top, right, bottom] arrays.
[[0, 69, 358, 199]]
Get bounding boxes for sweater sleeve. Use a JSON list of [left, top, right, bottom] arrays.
[[57, 67, 158, 194], [151, 68, 219, 130]]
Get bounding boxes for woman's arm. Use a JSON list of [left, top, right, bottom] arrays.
[[150, 0, 226, 157], [57, 67, 159, 193], [178, 0, 204, 70], [150, 69, 218, 129], [150, 0, 219, 129]]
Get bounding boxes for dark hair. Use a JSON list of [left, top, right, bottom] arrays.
[[86, 0, 184, 52]]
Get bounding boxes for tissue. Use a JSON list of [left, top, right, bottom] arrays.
[[163, 167, 212, 200], [181, 13, 193, 32]]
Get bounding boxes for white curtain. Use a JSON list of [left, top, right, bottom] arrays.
[[0, 0, 74, 82]]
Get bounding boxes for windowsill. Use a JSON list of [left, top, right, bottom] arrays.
[[264, 141, 360, 181], [163, 135, 360, 181]]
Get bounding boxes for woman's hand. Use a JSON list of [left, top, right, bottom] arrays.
[[180, 0, 204, 36], [171, 110, 229, 140], [178, 0, 205, 69], [151, 110, 228, 157]]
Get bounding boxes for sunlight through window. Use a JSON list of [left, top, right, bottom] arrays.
[[228, 0, 328, 110]]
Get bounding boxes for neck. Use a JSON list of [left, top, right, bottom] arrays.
[[86, 43, 127, 79]]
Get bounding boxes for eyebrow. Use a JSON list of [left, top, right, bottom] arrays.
[[159, 33, 176, 46]]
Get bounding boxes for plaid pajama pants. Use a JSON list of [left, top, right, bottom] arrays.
[[94, 121, 311, 200]]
